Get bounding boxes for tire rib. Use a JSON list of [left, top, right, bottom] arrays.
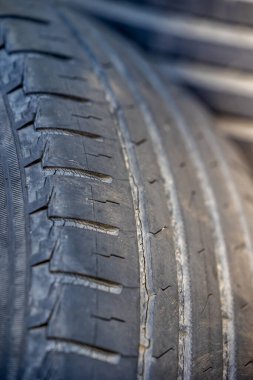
[[72, 18, 193, 380], [59, 12, 155, 379], [127, 49, 236, 379]]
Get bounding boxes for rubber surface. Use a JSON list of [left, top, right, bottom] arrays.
[[0, 1, 253, 379]]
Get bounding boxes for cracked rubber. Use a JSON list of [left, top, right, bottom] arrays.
[[0, 1, 253, 380]]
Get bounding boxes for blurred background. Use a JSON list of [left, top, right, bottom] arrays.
[[73, 0, 253, 172]]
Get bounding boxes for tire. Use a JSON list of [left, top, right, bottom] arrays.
[[1, 1, 253, 379]]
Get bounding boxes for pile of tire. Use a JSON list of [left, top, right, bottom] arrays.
[[0, 1, 252, 379]]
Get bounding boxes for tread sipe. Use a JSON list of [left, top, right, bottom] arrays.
[[0, 1, 253, 379]]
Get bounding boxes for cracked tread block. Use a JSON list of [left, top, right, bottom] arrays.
[[35, 97, 114, 140], [47, 286, 139, 356], [47, 178, 136, 231], [3, 19, 82, 59], [42, 133, 127, 179], [1, 1, 253, 380], [49, 227, 139, 287], [24, 56, 104, 101]]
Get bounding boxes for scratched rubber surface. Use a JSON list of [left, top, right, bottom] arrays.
[[0, 1, 253, 379]]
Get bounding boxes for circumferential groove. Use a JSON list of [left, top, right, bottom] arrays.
[[51, 271, 122, 294], [46, 339, 121, 364], [50, 216, 119, 235], [38, 127, 103, 141], [74, 37, 155, 380], [44, 166, 112, 183], [88, 27, 192, 379]]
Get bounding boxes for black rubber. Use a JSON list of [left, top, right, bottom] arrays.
[[1, 1, 253, 380]]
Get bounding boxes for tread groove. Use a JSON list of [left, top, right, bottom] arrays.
[[49, 271, 123, 294], [50, 216, 119, 235], [38, 127, 103, 140], [46, 339, 121, 364], [44, 166, 112, 183]]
